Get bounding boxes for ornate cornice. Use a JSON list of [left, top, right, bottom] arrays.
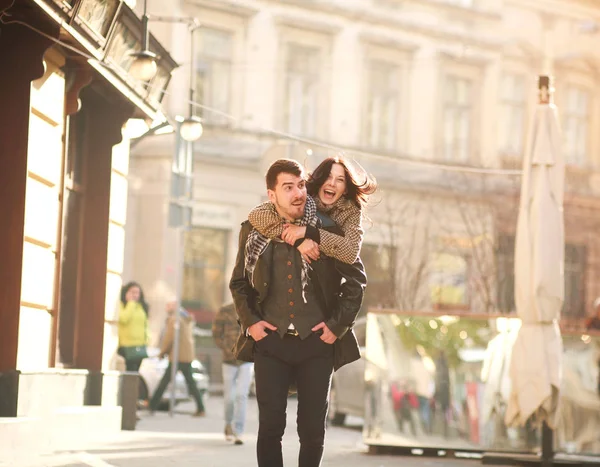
[[63, 56, 93, 115], [272, 0, 503, 49], [185, 0, 259, 18], [0, 1, 60, 83], [274, 13, 343, 35], [359, 31, 420, 53], [410, 0, 501, 20], [506, 0, 600, 19]]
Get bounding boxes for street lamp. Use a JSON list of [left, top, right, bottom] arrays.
[[129, 50, 158, 82], [129, 1, 203, 417], [129, 2, 158, 81], [179, 21, 203, 142], [180, 116, 203, 142], [131, 0, 203, 142]]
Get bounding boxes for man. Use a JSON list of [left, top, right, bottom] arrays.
[[585, 297, 600, 331], [586, 297, 600, 394], [148, 300, 205, 416], [212, 302, 254, 445], [230, 159, 366, 467]]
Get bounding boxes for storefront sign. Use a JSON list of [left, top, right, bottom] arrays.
[[192, 204, 234, 229]]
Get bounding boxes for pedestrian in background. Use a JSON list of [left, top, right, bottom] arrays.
[[118, 281, 150, 372], [149, 300, 205, 416], [212, 302, 254, 445], [585, 297, 600, 331], [586, 297, 600, 395]]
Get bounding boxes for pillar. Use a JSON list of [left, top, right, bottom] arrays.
[[0, 2, 59, 417], [71, 85, 132, 402]]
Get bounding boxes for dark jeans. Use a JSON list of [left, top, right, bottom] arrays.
[[254, 331, 334, 467], [149, 362, 205, 413], [125, 358, 143, 373]]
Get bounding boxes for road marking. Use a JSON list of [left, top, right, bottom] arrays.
[[76, 452, 118, 467]]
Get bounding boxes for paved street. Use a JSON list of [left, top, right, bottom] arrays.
[[2, 395, 479, 467]]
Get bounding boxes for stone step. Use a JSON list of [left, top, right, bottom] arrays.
[[0, 416, 48, 460], [52, 405, 123, 450], [0, 405, 122, 462]]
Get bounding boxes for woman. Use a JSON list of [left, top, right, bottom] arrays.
[[118, 281, 149, 372], [248, 155, 377, 264]]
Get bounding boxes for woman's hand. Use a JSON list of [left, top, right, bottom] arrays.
[[297, 239, 320, 263], [125, 288, 139, 303], [281, 224, 306, 246]]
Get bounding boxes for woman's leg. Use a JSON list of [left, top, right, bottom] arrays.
[[126, 358, 143, 373], [180, 362, 205, 413]]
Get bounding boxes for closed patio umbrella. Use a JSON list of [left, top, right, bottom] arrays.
[[504, 76, 565, 466]]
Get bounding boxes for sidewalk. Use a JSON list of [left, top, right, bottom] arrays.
[[2, 395, 480, 467]]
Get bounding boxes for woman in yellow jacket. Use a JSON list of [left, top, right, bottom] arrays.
[[118, 281, 149, 372]]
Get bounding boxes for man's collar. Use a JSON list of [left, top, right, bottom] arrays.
[[279, 215, 302, 226]]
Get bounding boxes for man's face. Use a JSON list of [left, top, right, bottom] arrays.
[[267, 172, 307, 221], [166, 301, 177, 314]]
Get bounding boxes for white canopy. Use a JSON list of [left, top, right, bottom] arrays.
[[505, 103, 565, 429]]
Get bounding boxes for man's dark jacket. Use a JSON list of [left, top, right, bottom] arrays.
[[229, 214, 367, 371]]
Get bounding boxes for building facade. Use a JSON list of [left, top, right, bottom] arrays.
[[126, 0, 600, 345], [0, 0, 175, 450]]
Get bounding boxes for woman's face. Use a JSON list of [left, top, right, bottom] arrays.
[[126, 286, 141, 302], [318, 163, 347, 206]]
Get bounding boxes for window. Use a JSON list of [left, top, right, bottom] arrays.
[[447, 0, 474, 6], [360, 244, 396, 313], [499, 73, 527, 156], [284, 44, 319, 137], [563, 244, 586, 319], [563, 86, 590, 166], [195, 28, 233, 125], [442, 75, 473, 162], [496, 234, 515, 313], [182, 227, 229, 326], [365, 61, 399, 150], [429, 252, 469, 309], [496, 235, 586, 318]]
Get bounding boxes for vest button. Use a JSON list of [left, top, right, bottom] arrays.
[[288, 288, 293, 293], [287, 261, 292, 266], [290, 313, 295, 319], [287, 274, 292, 279], [289, 301, 294, 306], [263, 282, 268, 287]]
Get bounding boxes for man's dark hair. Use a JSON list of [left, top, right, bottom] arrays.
[[265, 158, 305, 190]]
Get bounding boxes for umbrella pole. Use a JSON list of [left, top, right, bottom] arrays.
[[538, 75, 556, 467], [541, 421, 553, 467]]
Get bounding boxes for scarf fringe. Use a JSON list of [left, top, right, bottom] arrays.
[[245, 197, 318, 302]]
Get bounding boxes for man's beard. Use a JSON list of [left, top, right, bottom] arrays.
[[273, 196, 305, 220]]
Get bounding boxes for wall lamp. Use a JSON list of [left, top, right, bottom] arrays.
[[131, 0, 203, 142]]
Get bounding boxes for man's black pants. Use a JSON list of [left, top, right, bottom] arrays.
[[254, 331, 334, 467], [149, 362, 205, 413]]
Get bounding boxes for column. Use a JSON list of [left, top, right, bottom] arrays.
[[71, 85, 132, 404], [0, 3, 59, 417]]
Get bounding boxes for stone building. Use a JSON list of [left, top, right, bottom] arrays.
[[126, 0, 600, 344], [0, 0, 175, 450]]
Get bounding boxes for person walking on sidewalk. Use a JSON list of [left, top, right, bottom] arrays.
[[212, 302, 254, 445], [230, 158, 367, 467], [149, 300, 205, 416], [118, 281, 150, 373]]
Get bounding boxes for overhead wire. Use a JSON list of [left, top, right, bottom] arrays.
[[0, 0, 16, 16], [1, 14, 523, 177]]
